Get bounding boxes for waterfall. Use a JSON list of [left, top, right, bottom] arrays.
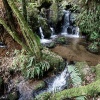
[[50, 27, 57, 39], [61, 10, 80, 38], [50, 27, 54, 36], [39, 27, 44, 39], [47, 65, 69, 93], [62, 10, 70, 33]]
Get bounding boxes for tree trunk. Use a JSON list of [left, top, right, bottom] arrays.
[[22, 0, 27, 21], [0, 18, 30, 53], [6, 0, 41, 59]]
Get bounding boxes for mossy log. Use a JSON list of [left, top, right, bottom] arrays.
[[35, 79, 100, 100]]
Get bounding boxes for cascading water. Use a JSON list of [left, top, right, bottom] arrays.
[[39, 27, 52, 44], [50, 27, 54, 36], [50, 27, 57, 39], [39, 27, 44, 39], [61, 10, 80, 38], [62, 10, 70, 33], [33, 64, 70, 98], [47, 67, 69, 93]]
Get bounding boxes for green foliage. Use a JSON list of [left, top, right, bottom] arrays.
[[68, 65, 85, 100], [56, 37, 66, 44], [77, 1, 100, 42], [35, 92, 51, 100], [87, 42, 99, 53], [41, 47, 63, 68], [12, 50, 50, 79], [95, 64, 100, 80], [90, 32, 99, 41], [12, 48, 63, 79]]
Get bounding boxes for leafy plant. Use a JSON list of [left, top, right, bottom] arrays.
[[56, 36, 66, 44], [87, 42, 99, 53], [12, 49, 50, 79], [42, 47, 63, 68], [76, 0, 100, 43], [68, 65, 86, 100]]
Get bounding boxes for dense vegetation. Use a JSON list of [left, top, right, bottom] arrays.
[[0, 0, 100, 100]]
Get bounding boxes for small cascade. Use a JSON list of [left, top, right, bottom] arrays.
[[47, 65, 69, 93], [39, 27, 44, 39], [39, 27, 52, 44], [50, 27, 54, 36], [62, 10, 70, 33], [50, 27, 57, 39], [61, 10, 80, 38]]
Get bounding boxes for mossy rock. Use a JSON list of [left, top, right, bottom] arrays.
[[56, 36, 67, 44], [44, 42, 56, 48], [34, 81, 46, 91], [42, 47, 63, 68], [87, 42, 99, 54]]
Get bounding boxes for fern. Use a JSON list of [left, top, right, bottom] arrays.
[[11, 50, 50, 79], [68, 65, 86, 100]]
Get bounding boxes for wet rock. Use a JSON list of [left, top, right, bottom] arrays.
[[56, 36, 67, 44], [17, 80, 34, 100], [0, 77, 4, 96], [34, 81, 46, 91], [43, 42, 56, 48]]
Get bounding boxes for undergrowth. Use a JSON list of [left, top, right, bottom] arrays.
[[11, 48, 64, 79]]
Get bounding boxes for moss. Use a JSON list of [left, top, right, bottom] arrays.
[[95, 64, 100, 80], [34, 81, 46, 90], [35, 92, 51, 100], [42, 47, 64, 68], [45, 42, 56, 48], [50, 2, 58, 24], [56, 36, 67, 44]]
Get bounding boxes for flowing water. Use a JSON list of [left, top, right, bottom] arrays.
[[61, 10, 80, 38], [16, 64, 70, 100], [39, 27, 52, 44], [47, 66, 69, 93]]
